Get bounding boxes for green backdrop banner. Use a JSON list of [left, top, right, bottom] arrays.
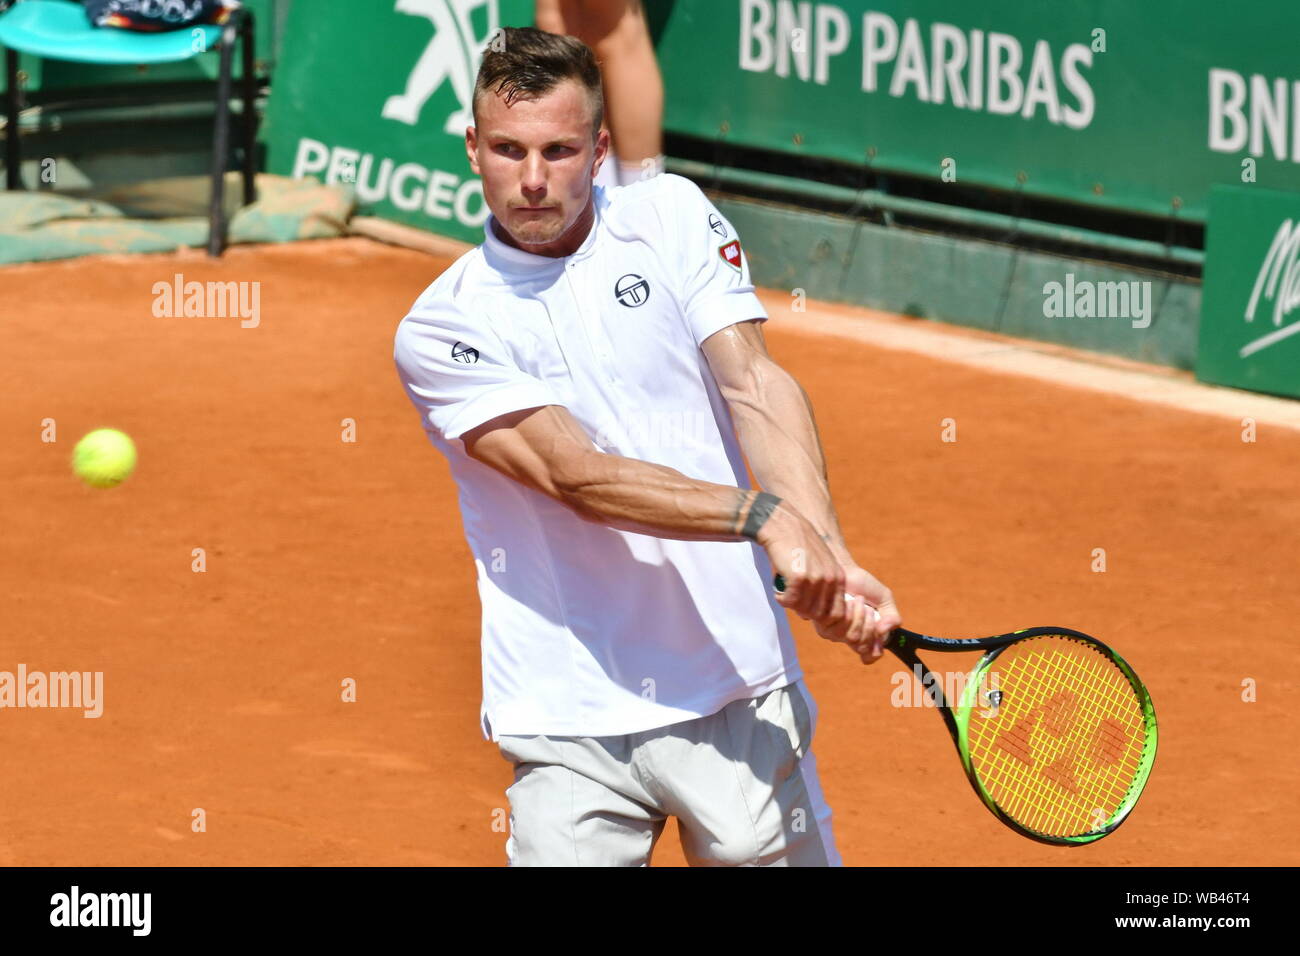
[[656, 0, 1300, 222], [262, 0, 532, 243], [1197, 185, 1300, 398]]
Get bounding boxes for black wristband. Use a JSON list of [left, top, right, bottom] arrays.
[[740, 491, 782, 541]]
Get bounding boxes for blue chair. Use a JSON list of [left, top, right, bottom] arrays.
[[0, 0, 257, 255]]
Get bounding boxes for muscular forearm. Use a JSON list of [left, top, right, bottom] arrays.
[[558, 451, 780, 543], [724, 362, 852, 562]]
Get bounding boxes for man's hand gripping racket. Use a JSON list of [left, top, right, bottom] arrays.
[[773, 573, 1158, 845], [773, 566, 898, 664]]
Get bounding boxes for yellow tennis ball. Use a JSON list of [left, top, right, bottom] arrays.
[[72, 428, 137, 489]]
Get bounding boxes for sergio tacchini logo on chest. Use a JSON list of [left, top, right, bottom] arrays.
[[613, 272, 651, 309]]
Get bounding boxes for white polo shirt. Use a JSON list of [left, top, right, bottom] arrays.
[[393, 173, 800, 740]]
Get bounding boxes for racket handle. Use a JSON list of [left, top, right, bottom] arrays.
[[774, 574, 902, 651], [773, 573, 878, 613]]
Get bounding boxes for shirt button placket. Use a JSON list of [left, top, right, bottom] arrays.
[[567, 259, 617, 385]]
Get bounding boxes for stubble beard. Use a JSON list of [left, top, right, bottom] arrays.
[[514, 216, 564, 245]]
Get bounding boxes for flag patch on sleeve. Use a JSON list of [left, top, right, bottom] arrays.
[[718, 240, 742, 272]]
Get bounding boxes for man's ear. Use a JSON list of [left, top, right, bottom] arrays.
[[466, 126, 481, 175], [590, 127, 611, 179]]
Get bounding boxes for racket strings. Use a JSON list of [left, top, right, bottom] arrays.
[[988, 651, 1143, 834], [997, 651, 1139, 826], [991, 648, 1143, 833], [962, 635, 1149, 838]]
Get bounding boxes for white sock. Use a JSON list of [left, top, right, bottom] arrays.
[[594, 145, 621, 192], [617, 153, 666, 185]]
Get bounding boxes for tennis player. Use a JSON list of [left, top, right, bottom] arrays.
[[394, 26, 901, 866]]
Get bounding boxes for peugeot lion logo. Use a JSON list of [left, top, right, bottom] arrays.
[[382, 0, 501, 135], [615, 274, 651, 308], [452, 341, 479, 363]]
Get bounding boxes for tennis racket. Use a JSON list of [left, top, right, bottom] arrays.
[[773, 574, 1157, 845]]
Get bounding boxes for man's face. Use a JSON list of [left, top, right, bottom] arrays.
[[467, 78, 609, 255]]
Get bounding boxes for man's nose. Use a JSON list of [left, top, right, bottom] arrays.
[[520, 152, 547, 193]]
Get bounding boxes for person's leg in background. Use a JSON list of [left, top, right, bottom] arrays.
[[534, 0, 666, 187]]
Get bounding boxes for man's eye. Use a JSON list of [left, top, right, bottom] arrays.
[[494, 144, 572, 158]]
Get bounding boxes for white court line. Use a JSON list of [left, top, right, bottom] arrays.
[[759, 293, 1300, 432]]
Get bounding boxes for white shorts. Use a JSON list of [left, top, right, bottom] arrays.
[[496, 679, 841, 866]]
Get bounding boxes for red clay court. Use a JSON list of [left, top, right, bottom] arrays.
[[2, 238, 1296, 866]]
